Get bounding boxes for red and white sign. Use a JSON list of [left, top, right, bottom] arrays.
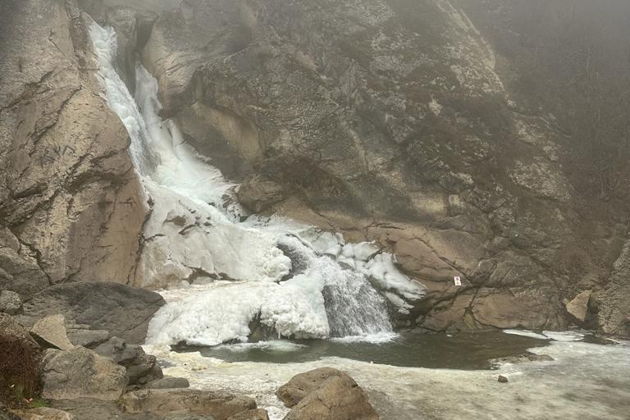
[[454, 276, 462, 286]]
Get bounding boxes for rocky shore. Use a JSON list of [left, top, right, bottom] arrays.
[[1, 288, 379, 419]]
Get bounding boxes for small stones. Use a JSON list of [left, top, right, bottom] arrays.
[[498, 375, 509, 383]]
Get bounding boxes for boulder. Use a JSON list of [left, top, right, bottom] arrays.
[[12, 407, 75, 420], [30, 315, 74, 350], [121, 389, 257, 419], [283, 374, 379, 420], [22, 282, 165, 344], [145, 376, 190, 389], [277, 368, 352, 408], [0, 291, 22, 315], [94, 337, 163, 385], [40, 347, 128, 400], [566, 290, 592, 323]]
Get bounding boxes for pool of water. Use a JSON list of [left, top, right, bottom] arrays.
[[149, 330, 629, 420], [173, 330, 553, 370]]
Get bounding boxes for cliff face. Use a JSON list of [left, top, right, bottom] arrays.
[[0, 0, 146, 297], [2, 0, 629, 336]]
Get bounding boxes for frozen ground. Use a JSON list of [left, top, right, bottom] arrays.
[[146, 332, 630, 420]]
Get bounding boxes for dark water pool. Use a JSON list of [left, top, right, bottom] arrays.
[[173, 330, 552, 370]]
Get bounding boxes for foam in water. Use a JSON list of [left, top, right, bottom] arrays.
[[89, 21, 425, 345]]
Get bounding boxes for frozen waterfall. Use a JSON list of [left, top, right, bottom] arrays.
[[89, 22, 425, 346]]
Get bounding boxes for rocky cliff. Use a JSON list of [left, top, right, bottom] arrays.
[[0, 0, 147, 297], [2, 0, 629, 336]]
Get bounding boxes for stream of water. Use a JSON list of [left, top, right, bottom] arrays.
[[89, 21, 424, 346]]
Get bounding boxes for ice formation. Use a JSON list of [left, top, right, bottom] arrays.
[[89, 21, 425, 346]]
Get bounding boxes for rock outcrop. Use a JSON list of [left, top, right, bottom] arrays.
[[21, 282, 165, 343], [278, 368, 378, 420], [0, 0, 146, 296]]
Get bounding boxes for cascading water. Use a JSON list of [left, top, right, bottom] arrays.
[[88, 21, 425, 346]]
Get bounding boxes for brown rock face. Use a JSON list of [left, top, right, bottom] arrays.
[[121, 0, 630, 335], [0, 0, 146, 296], [278, 368, 379, 420]]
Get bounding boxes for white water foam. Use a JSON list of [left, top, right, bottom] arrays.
[[503, 329, 586, 342], [88, 21, 425, 345]]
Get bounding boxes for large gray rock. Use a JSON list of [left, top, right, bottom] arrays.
[[566, 290, 592, 323], [41, 347, 128, 401], [278, 368, 378, 420], [145, 376, 190, 389], [121, 389, 257, 419], [30, 314, 74, 350], [22, 282, 165, 344], [0, 290, 22, 315], [94, 337, 162, 385]]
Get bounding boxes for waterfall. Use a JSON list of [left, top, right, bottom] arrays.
[[88, 21, 425, 346]]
